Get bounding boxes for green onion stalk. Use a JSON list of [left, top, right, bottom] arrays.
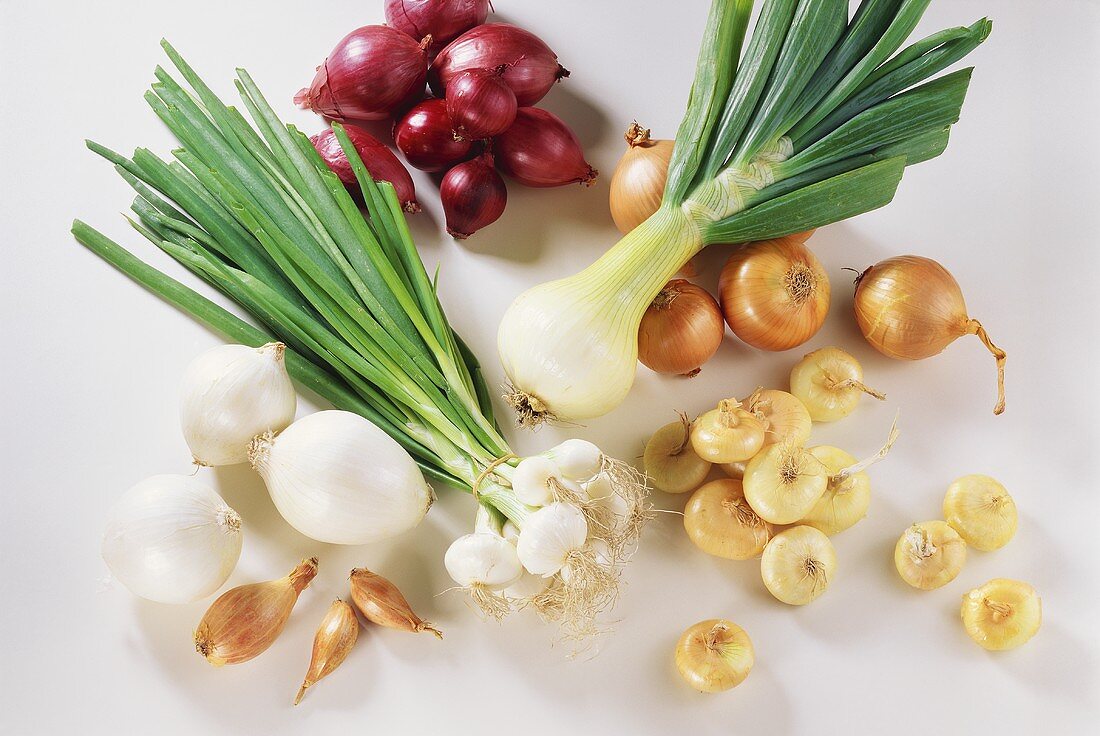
[[72, 42, 647, 637], [498, 0, 992, 426]]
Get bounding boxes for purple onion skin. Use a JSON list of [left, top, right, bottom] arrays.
[[310, 127, 420, 213], [296, 25, 428, 121], [385, 0, 490, 58], [394, 99, 474, 172], [429, 23, 569, 106], [446, 68, 517, 140], [494, 108, 597, 188], [441, 153, 508, 238]]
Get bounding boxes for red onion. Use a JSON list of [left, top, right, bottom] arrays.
[[296, 25, 429, 122], [310, 127, 420, 213], [393, 99, 474, 172], [429, 23, 569, 106], [384, 0, 491, 58], [441, 152, 507, 238], [494, 108, 597, 188], [446, 67, 517, 140]]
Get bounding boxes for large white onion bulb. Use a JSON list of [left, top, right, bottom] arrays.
[[249, 410, 433, 544], [101, 474, 243, 604], [179, 342, 297, 466]]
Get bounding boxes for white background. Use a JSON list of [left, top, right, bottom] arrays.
[[2, 1, 1098, 733]]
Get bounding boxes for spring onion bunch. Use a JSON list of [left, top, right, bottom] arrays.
[[72, 42, 647, 636], [498, 0, 992, 425]]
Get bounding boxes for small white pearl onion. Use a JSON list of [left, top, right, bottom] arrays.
[[584, 472, 630, 535], [504, 571, 552, 600], [544, 439, 603, 482], [501, 520, 522, 546], [512, 456, 562, 506], [101, 474, 242, 604], [444, 533, 523, 588], [179, 342, 296, 466], [516, 502, 588, 576]]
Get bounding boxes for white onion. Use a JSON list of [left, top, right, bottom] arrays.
[[179, 342, 296, 466], [504, 571, 552, 600], [543, 439, 603, 482], [101, 474, 243, 604], [444, 533, 523, 589], [516, 502, 588, 576], [511, 456, 562, 507], [249, 410, 433, 544]]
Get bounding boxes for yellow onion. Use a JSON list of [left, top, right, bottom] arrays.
[[760, 526, 836, 605], [718, 460, 747, 479], [742, 387, 812, 448], [638, 280, 725, 376], [691, 400, 766, 464], [854, 255, 1006, 415], [609, 122, 674, 234], [643, 413, 712, 494], [718, 232, 829, 351], [894, 521, 966, 590], [789, 346, 885, 422], [675, 619, 754, 692], [743, 443, 827, 524], [961, 578, 1041, 651], [684, 479, 773, 560], [799, 446, 869, 535], [943, 474, 1017, 551]]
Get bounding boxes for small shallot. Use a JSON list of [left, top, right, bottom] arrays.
[[441, 152, 507, 238], [295, 599, 359, 705], [349, 567, 443, 638], [446, 67, 517, 140], [296, 25, 429, 121], [194, 558, 318, 667], [637, 279, 724, 376], [394, 98, 474, 172], [495, 108, 597, 188], [429, 23, 569, 106], [311, 127, 420, 212]]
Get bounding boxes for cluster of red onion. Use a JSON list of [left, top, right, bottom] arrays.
[[297, 1, 596, 239]]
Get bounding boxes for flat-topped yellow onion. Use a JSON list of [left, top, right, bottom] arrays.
[[760, 525, 836, 605], [742, 443, 827, 525], [789, 346, 885, 422], [894, 521, 966, 590], [799, 446, 868, 535], [943, 474, 1017, 551], [691, 399, 766, 464], [742, 387, 812, 448], [675, 619, 754, 692], [684, 479, 773, 560], [961, 578, 1041, 650], [643, 413, 712, 494]]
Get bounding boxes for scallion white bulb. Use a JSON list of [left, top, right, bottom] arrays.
[[516, 502, 588, 576], [249, 410, 433, 545], [179, 342, 296, 466], [542, 439, 603, 482], [512, 456, 563, 507], [101, 474, 243, 604], [444, 533, 523, 589]]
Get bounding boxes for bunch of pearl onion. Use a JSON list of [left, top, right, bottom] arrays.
[[443, 439, 649, 635]]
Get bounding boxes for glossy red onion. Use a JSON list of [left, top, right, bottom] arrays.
[[384, 0, 490, 58], [429, 23, 569, 106], [495, 108, 597, 188], [295, 26, 429, 122], [394, 99, 474, 172], [441, 152, 507, 238], [446, 67, 517, 140], [310, 127, 420, 213]]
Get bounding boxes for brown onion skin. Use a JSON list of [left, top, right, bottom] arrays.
[[638, 280, 725, 376], [394, 99, 474, 172], [441, 152, 508, 238], [495, 108, 597, 188], [718, 232, 829, 352], [385, 0, 490, 58], [446, 68, 518, 140], [429, 23, 569, 106], [296, 25, 429, 122], [310, 127, 420, 213]]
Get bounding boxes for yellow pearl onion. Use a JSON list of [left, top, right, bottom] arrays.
[[684, 479, 773, 560], [800, 446, 870, 535], [675, 619, 754, 692], [690, 400, 766, 464], [894, 521, 967, 590], [789, 346, 885, 422], [961, 578, 1041, 651], [743, 443, 827, 524], [760, 525, 837, 605], [643, 414, 712, 494], [943, 474, 1017, 551], [743, 387, 812, 448]]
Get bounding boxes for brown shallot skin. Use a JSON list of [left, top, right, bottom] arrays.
[[349, 567, 442, 638], [194, 557, 318, 667], [295, 599, 359, 705]]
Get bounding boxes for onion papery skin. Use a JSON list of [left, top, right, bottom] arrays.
[[394, 98, 474, 172], [495, 108, 597, 188], [440, 152, 507, 238], [637, 279, 724, 376], [429, 23, 569, 106], [446, 68, 517, 140], [296, 25, 429, 122], [384, 0, 490, 58], [719, 233, 829, 352], [609, 125, 674, 234], [311, 127, 420, 213]]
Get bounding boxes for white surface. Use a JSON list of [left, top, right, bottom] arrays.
[[2, 1, 1098, 733]]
